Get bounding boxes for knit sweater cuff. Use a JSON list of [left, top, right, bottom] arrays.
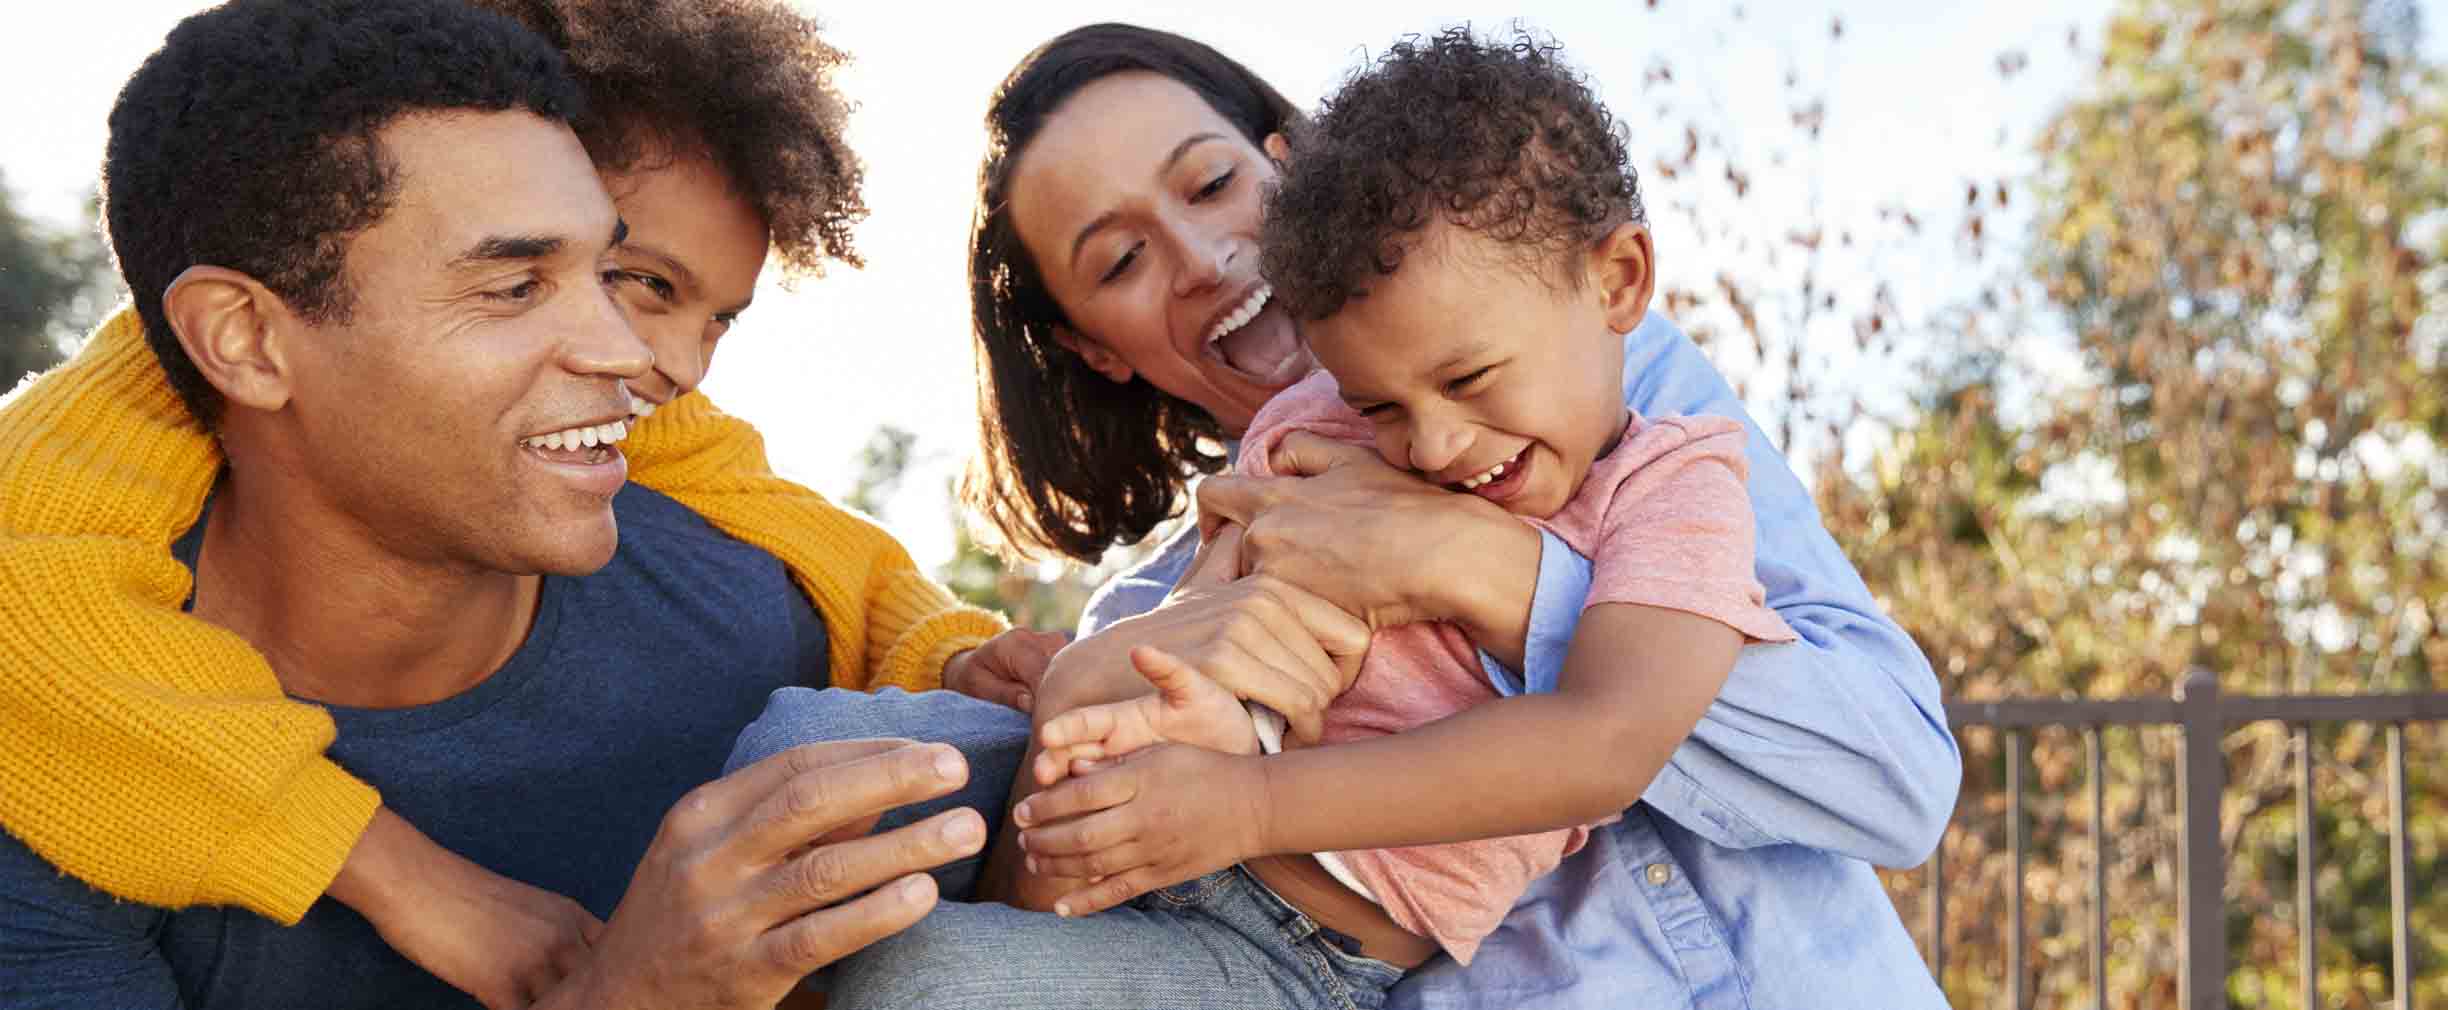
[[198, 760, 381, 925], [877, 608, 1008, 694]]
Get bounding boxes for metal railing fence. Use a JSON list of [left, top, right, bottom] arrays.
[[1930, 670, 2445, 1009]]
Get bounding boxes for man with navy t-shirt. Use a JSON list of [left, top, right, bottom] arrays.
[[0, 3, 1014, 1007]]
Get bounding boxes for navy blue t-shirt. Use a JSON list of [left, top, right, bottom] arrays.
[[0, 484, 827, 1009]]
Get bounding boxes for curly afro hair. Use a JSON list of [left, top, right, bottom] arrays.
[[476, 0, 866, 276], [103, 0, 582, 429], [1261, 25, 1643, 321]]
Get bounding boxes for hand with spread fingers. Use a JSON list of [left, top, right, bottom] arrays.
[[1011, 738, 1270, 919], [1031, 646, 1259, 788], [536, 740, 987, 1010]]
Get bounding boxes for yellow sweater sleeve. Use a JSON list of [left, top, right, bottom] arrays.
[[0, 307, 1003, 924], [622, 391, 1007, 693], [0, 308, 378, 923]]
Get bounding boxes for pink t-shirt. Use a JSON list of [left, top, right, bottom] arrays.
[[1232, 370, 1796, 963]]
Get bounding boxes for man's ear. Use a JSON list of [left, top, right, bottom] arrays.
[[1587, 222, 1655, 335], [1052, 324, 1134, 384], [1263, 132, 1291, 165], [160, 265, 297, 412]]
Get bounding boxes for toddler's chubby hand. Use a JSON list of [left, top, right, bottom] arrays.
[[1011, 740, 1269, 918], [943, 627, 1070, 711], [1032, 646, 1259, 787]]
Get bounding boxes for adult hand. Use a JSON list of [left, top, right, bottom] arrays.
[[1197, 432, 1540, 634], [1035, 563, 1369, 745], [540, 740, 986, 1010], [337, 807, 603, 1010], [943, 628, 1071, 712]]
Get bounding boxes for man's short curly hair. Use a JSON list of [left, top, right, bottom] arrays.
[[1262, 26, 1644, 321], [477, 0, 866, 276], [103, 0, 582, 429]]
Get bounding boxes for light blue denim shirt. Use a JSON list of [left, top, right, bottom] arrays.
[[1077, 313, 1959, 1010]]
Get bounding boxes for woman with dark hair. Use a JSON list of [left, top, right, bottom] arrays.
[[807, 21, 1954, 1010]]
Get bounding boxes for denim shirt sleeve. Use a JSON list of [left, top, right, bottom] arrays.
[[0, 829, 185, 1009], [1506, 313, 1961, 868]]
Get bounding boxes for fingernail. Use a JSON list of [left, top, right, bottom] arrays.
[[933, 747, 965, 783], [942, 812, 983, 849], [899, 876, 932, 903], [1017, 691, 1033, 710], [1054, 901, 1072, 917], [1013, 800, 1033, 826], [1026, 855, 1040, 874]]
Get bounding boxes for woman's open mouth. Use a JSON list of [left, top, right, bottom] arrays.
[[1201, 284, 1311, 388]]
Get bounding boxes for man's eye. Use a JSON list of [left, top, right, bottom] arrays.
[[1447, 366, 1493, 395], [484, 279, 543, 302]]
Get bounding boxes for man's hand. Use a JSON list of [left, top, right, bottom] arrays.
[[1009, 742, 1270, 917], [543, 740, 987, 1010], [943, 628, 1070, 712], [1033, 646, 1259, 786]]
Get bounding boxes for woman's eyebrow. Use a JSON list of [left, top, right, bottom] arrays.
[[1067, 131, 1231, 266]]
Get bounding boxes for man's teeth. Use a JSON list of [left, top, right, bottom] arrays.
[[1459, 458, 1511, 490], [521, 418, 630, 452], [1205, 284, 1273, 344]]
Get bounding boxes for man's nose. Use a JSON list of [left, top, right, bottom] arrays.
[[565, 283, 654, 382]]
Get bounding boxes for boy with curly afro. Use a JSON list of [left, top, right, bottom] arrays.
[[818, 26, 1797, 1010]]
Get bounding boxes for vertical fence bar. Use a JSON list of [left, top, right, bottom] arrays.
[[2090, 726, 2108, 1010], [2389, 724, 2411, 1007], [1929, 824, 1946, 988], [2177, 670, 2227, 1010], [2008, 728, 2028, 1010], [2296, 724, 2317, 1010]]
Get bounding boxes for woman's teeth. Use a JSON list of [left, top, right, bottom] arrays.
[[631, 399, 656, 419], [521, 418, 631, 452], [1458, 456, 1513, 490], [1206, 284, 1272, 344]]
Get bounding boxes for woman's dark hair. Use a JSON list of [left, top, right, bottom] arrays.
[[474, 0, 865, 276], [960, 23, 1298, 563], [103, 0, 582, 429]]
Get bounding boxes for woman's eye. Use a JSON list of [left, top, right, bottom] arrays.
[[1098, 243, 1144, 285], [1193, 168, 1236, 202]]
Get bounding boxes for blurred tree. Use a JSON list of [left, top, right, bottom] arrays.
[[1792, 0, 2446, 1005], [0, 176, 119, 389], [847, 425, 1110, 634]]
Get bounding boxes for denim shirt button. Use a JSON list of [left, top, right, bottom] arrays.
[[1645, 862, 1673, 886]]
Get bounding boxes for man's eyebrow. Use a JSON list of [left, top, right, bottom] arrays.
[[450, 234, 565, 268], [1067, 131, 1230, 267]]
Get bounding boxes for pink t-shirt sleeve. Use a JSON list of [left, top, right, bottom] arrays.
[[1584, 418, 1797, 643]]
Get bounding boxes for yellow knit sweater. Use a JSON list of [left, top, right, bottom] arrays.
[[0, 307, 1004, 924]]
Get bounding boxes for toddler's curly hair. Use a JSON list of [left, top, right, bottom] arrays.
[[1262, 26, 1643, 320]]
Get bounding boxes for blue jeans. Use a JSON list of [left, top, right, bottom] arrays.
[[830, 866, 1404, 1010], [725, 686, 1032, 901]]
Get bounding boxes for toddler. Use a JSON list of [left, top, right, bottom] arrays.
[[832, 26, 1795, 1010]]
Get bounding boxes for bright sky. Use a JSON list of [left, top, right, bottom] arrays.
[[5, 1, 2436, 568]]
